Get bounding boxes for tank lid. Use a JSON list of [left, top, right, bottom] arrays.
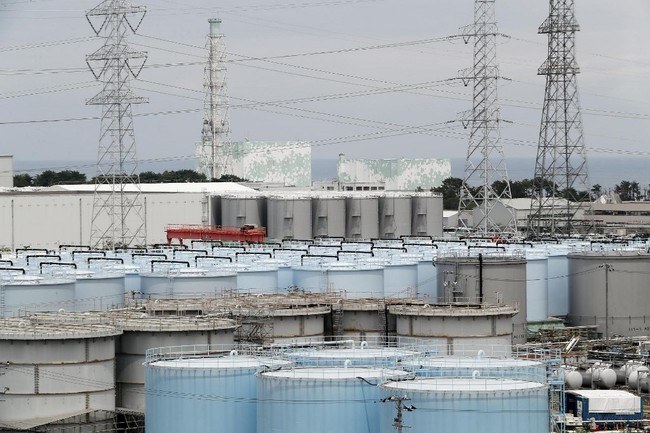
[[0, 318, 121, 340], [149, 356, 290, 369], [381, 377, 547, 392], [260, 367, 410, 380], [403, 356, 544, 368], [289, 348, 418, 359], [388, 304, 519, 317]]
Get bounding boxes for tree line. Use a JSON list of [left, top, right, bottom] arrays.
[[13, 170, 246, 187], [430, 177, 648, 210]]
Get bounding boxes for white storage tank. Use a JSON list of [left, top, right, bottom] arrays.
[[258, 367, 410, 433], [145, 348, 291, 433], [436, 254, 528, 344], [411, 193, 443, 237], [546, 247, 570, 316], [379, 377, 549, 433], [345, 196, 379, 240], [139, 269, 238, 299], [312, 195, 346, 238], [379, 193, 412, 239], [0, 275, 76, 317], [267, 195, 313, 240], [285, 342, 419, 367], [568, 251, 650, 337], [389, 304, 518, 356], [403, 355, 547, 382], [0, 319, 121, 430], [324, 263, 384, 298], [220, 194, 266, 228]]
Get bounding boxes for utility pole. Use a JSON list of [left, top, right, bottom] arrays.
[[382, 395, 415, 433], [603, 263, 613, 340]]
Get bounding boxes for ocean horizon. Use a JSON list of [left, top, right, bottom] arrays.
[[11, 156, 649, 191]]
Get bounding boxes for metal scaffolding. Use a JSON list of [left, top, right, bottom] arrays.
[[86, 0, 148, 249], [196, 18, 232, 180], [458, 0, 516, 235], [528, 0, 591, 238]]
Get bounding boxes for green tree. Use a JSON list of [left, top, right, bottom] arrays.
[[615, 180, 641, 201], [432, 177, 464, 210], [215, 174, 248, 182], [34, 170, 59, 186], [13, 173, 33, 187]]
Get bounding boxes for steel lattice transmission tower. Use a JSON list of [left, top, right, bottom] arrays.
[[86, 0, 148, 249], [527, 0, 591, 238], [458, 0, 516, 235], [196, 18, 232, 180]]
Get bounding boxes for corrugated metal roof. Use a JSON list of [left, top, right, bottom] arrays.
[[0, 409, 94, 430]]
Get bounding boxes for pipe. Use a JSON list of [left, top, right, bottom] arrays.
[[132, 253, 167, 260], [235, 251, 272, 261], [16, 248, 49, 256], [40, 262, 77, 274], [88, 257, 124, 265], [0, 260, 14, 267], [0, 267, 26, 274], [372, 246, 407, 252], [150, 260, 191, 273], [337, 250, 374, 258], [478, 253, 484, 302], [213, 245, 245, 252], [282, 238, 315, 244], [173, 249, 208, 259], [404, 242, 438, 249], [360, 341, 368, 349], [71, 250, 106, 260], [472, 370, 481, 379], [195, 255, 232, 264], [59, 244, 91, 252], [26, 254, 61, 265], [467, 245, 506, 251]]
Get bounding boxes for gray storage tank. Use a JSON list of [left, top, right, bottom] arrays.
[[0, 319, 121, 430], [312, 195, 346, 238], [345, 196, 379, 240], [379, 193, 412, 239], [436, 254, 528, 344], [220, 194, 266, 228], [568, 251, 650, 337], [411, 193, 443, 237], [267, 195, 313, 240]]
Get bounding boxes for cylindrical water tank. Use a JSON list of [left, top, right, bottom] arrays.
[[379, 378, 549, 433], [0, 275, 76, 317], [258, 367, 410, 433], [286, 344, 419, 367], [404, 356, 546, 382], [220, 194, 266, 228], [0, 319, 121, 428], [145, 352, 291, 433], [411, 193, 443, 237], [382, 260, 418, 298], [546, 248, 570, 316], [379, 194, 412, 239], [267, 195, 313, 240], [233, 265, 279, 294], [525, 254, 548, 322], [312, 195, 346, 238], [72, 270, 126, 311], [436, 255, 528, 344], [139, 269, 238, 299], [345, 196, 379, 240], [568, 251, 650, 337], [389, 304, 518, 356], [324, 263, 384, 298]]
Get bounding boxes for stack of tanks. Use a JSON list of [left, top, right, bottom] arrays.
[[143, 341, 555, 433]]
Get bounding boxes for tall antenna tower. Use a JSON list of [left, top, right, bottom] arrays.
[[86, 0, 148, 248], [197, 18, 232, 180], [528, 0, 591, 238], [458, 0, 516, 235]]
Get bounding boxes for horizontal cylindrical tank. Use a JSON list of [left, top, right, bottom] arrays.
[[139, 269, 238, 299], [568, 252, 650, 338], [0, 275, 76, 317], [0, 319, 121, 428], [220, 194, 266, 228], [589, 366, 617, 389], [379, 378, 549, 433], [345, 196, 379, 240], [411, 194, 443, 237], [312, 196, 346, 238], [258, 367, 410, 433], [267, 195, 313, 241], [436, 255, 528, 344], [404, 356, 546, 382], [564, 369, 583, 389], [379, 194, 412, 239], [145, 353, 291, 433], [389, 304, 518, 356]]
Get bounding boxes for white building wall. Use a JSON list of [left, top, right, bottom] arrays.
[[0, 155, 13, 188], [231, 141, 311, 187], [337, 155, 451, 191]]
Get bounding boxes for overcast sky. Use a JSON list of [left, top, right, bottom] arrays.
[[1, 0, 650, 181]]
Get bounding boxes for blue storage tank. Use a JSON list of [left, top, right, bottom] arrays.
[[0, 275, 76, 317], [145, 354, 291, 433], [139, 269, 238, 299], [379, 377, 549, 433], [546, 248, 569, 316], [72, 270, 126, 311], [324, 263, 384, 298], [257, 367, 410, 433], [286, 342, 419, 367], [525, 254, 548, 322]]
